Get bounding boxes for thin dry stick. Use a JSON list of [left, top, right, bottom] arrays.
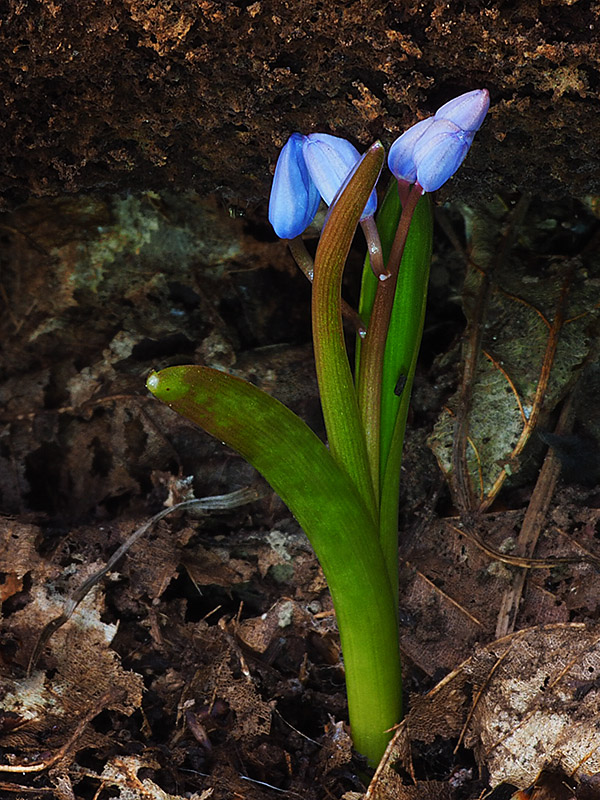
[[451, 262, 490, 511], [0, 692, 113, 773], [413, 569, 482, 626], [27, 487, 262, 675], [480, 267, 573, 512], [494, 391, 576, 638], [445, 516, 600, 571], [453, 638, 519, 754]]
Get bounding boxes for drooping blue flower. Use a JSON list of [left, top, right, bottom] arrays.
[[388, 89, 489, 192], [387, 117, 435, 183], [302, 133, 378, 219], [268, 133, 321, 239], [412, 119, 474, 192]]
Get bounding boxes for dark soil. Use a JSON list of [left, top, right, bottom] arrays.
[[1, 187, 600, 800], [1, 0, 600, 210]]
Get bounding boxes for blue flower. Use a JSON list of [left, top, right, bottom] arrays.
[[302, 133, 378, 219], [268, 131, 379, 238], [434, 88, 490, 130], [268, 133, 321, 239], [388, 89, 489, 192], [387, 117, 435, 184], [411, 119, 475, 192]]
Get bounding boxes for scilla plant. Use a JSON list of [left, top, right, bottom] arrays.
[[147, 90, 489, 766]]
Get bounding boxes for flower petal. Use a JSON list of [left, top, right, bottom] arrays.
[[268, 133, 321, 239], [413, 119, 473, 192], [388, 117, 436, 182], [303, 133, 377, 219], [434, 89, 490, 132]]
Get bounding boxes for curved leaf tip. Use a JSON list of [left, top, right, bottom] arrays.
[[147, 371, 160, 392], [146, 367, 192, 404]]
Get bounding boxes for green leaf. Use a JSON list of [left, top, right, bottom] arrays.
[[147, 365, 401, 765], [312, 142, 385, 519], [357, 183, 433, 591], [377, 193, 432, 583], [147, 365, 374, 543]]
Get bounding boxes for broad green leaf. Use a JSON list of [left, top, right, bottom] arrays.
[[147, 365, 401, 764]]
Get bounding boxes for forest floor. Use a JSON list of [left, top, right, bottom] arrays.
[[1, 190, 600, 800]]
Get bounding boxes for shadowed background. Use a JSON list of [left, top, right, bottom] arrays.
[[1, 0, 598, 209]]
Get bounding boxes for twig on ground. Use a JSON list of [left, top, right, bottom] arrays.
[[27, 487, 263, 675]]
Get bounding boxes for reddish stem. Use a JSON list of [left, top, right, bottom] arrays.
[[360, 216, 390, 281], [356, 182, 424, 488], [288, 236, 366, 336]]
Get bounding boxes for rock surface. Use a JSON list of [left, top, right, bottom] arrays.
[[1, 0, 598, 209]]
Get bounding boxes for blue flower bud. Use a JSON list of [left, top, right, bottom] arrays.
[[302, 133, 378, 219], [387, 117, 435, 183], [388, 89, 489, 192], [434, 88, 489, 132], [412, 119, 474, 192], [268, 133, 321, 239]]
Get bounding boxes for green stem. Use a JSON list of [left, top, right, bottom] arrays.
[[378, 243, 430, 597], [288, 236, 367, 336], [356, 186, 433, 594], [377, 191, 432, 480], [356, 184, 423, 518], [288, 235, 315, 280], [360, 215, 390, 281]]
